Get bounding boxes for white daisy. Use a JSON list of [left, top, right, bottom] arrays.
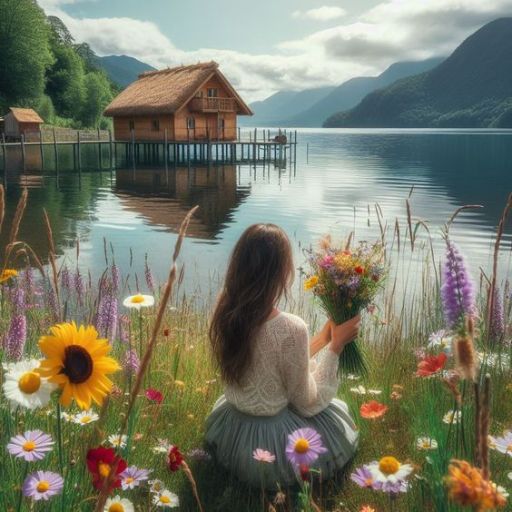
[[149, 479, 166, 494], [346, 374, 361, 381], [490, 431, 512, 456], [108, 434, 128, 449], [497, 486, 509, 499], [60, 411, 73, 422], [123, 294, 154, 310], [2, 359, 56, 410], [507, 472, 512, 481], [443, 410, 462, 424], [153, 490, 179, 508], [416, 437, 438, 451], [153, 439, 171, 454], [73, 410, 99, 426], [367, 456, 413, 493], [350, 385, 382, 395], [104, 495, 134, 512], [427, 330, 453, 353]]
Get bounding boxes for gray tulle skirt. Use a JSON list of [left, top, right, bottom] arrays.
[[205, 396, 359, 489]]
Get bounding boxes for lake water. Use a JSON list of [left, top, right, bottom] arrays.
[[2, 129, 512, 297]]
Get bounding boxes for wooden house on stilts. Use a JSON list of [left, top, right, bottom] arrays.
[[104, 62, 253, 142]]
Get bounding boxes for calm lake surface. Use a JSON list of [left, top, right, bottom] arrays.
[[3, 129, 512, 297]]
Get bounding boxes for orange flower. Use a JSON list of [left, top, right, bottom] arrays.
[[360, 400, 388, 419], [416, 352, 447, 377], [446, 459, 507, 510], [360, 507, 376, 512], [354, 265, 365, 274]]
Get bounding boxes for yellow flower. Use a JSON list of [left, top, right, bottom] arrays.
[[0, 268, 18, 283], [304, 275, 319, 291], [38, 322, 120, 410], [174, 380, 185, 391]]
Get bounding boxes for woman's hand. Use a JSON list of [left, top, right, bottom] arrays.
[[328, 315, 361, 355]]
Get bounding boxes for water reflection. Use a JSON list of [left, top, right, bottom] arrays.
[[114, 166, 251, 241]]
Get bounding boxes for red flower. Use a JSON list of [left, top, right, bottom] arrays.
[[86, 447, 127, 491], [416, 352, 448, 377], [145, 388, 163, 404], [360, 400, 388, 419], [168, 445, 184, 472], [354, 265, 365, 274], [163, 328, 170, 337], [299, 464, 310, 482]]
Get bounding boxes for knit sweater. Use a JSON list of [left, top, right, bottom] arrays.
[[224, 311, 339, 417]]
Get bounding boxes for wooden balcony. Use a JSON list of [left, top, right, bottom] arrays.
[[189, 97, 236, 113]]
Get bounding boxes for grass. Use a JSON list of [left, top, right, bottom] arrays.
[[1, 193, 512, 511]]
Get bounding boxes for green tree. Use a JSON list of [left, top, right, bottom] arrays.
[[81, 71, 113, 127], [46, 42, 86, 119], [0, 0, 53, 109]]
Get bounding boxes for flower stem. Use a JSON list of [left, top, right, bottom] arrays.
[[56, 402, 64, 473], [17, 461, 28, 512]]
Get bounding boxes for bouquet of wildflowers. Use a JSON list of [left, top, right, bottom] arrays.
[[304, 236, 386, 374]]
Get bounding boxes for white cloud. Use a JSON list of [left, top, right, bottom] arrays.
[[38, 0, 512, 102], [292, 6, 347, 22]]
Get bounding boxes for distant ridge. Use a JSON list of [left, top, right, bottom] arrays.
[[243, 58, 443, 128], [325, 18, 512, 128], [94, 55, 156, 88]]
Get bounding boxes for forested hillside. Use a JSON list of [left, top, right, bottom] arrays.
[[325, 18, 512, 128], [0, 0, 117, 129]]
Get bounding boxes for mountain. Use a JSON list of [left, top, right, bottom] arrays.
[[285, 57, 444, 127], [240, 86, 335, 126], [325, 18, 512, 128], [94, 55, 156, 88]]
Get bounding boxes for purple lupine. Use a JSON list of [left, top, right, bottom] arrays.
[[111, 264, 121, 293], [490, 288, 505, 342], [123, 349, 140, 376], [74, 270, 84, 304], [60, 266, 70, 291], [440, 240, 476, 329], [96, 292, 118, 341], [12, 286, 26, 312], [119, 315, 130, 344], [5, 315, 27, 361]]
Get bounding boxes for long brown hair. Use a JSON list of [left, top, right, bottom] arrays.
[[209, 224, 294, 385]]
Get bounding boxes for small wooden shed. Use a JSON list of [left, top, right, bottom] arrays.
[[104, 61, 253, 142], [2, 108, 43, 140]]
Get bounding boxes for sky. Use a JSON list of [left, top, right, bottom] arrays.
[[39, 0, 512, 101]]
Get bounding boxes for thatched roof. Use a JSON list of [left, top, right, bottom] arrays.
[[8, 108, 43, 123], [104, 61, 253, 117]]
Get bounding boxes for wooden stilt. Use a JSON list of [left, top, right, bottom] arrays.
[[39, 129, 44, 171], [53, 128, 59, 179], [20, 133, 26, 173]]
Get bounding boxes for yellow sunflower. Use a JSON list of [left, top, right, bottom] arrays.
[[38, 322, 120, 410]]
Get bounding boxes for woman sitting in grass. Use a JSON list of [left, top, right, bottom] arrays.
[[205, 223, 359, 488]]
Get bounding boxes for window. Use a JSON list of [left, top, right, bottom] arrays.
[[151, 119, 160, 131], [187, 117, 195, 130], [207, 88, 218, 98], [129, 120, 135, 131], [218, 118, 225, 130]]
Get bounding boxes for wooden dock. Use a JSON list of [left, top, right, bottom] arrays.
[[0, 128, 298, 183]]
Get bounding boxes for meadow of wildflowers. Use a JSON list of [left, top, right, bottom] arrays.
[[1, 186, 512, 512]]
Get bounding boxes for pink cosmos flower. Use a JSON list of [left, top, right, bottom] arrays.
[[252, 448, 276, 463]]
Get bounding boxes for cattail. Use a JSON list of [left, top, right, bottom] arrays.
[[60, 265, 70, 291], [5, 314, 27, 361], [23, 267, 34, 298], [441, 240, 476, 329], [490, 288, 505, 343], [123, 349, 140, 376], [453, 317, 478, 381], [145, 257, 155, 294], [111, 264, 120, 293], [443, 371, 462, 405]]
